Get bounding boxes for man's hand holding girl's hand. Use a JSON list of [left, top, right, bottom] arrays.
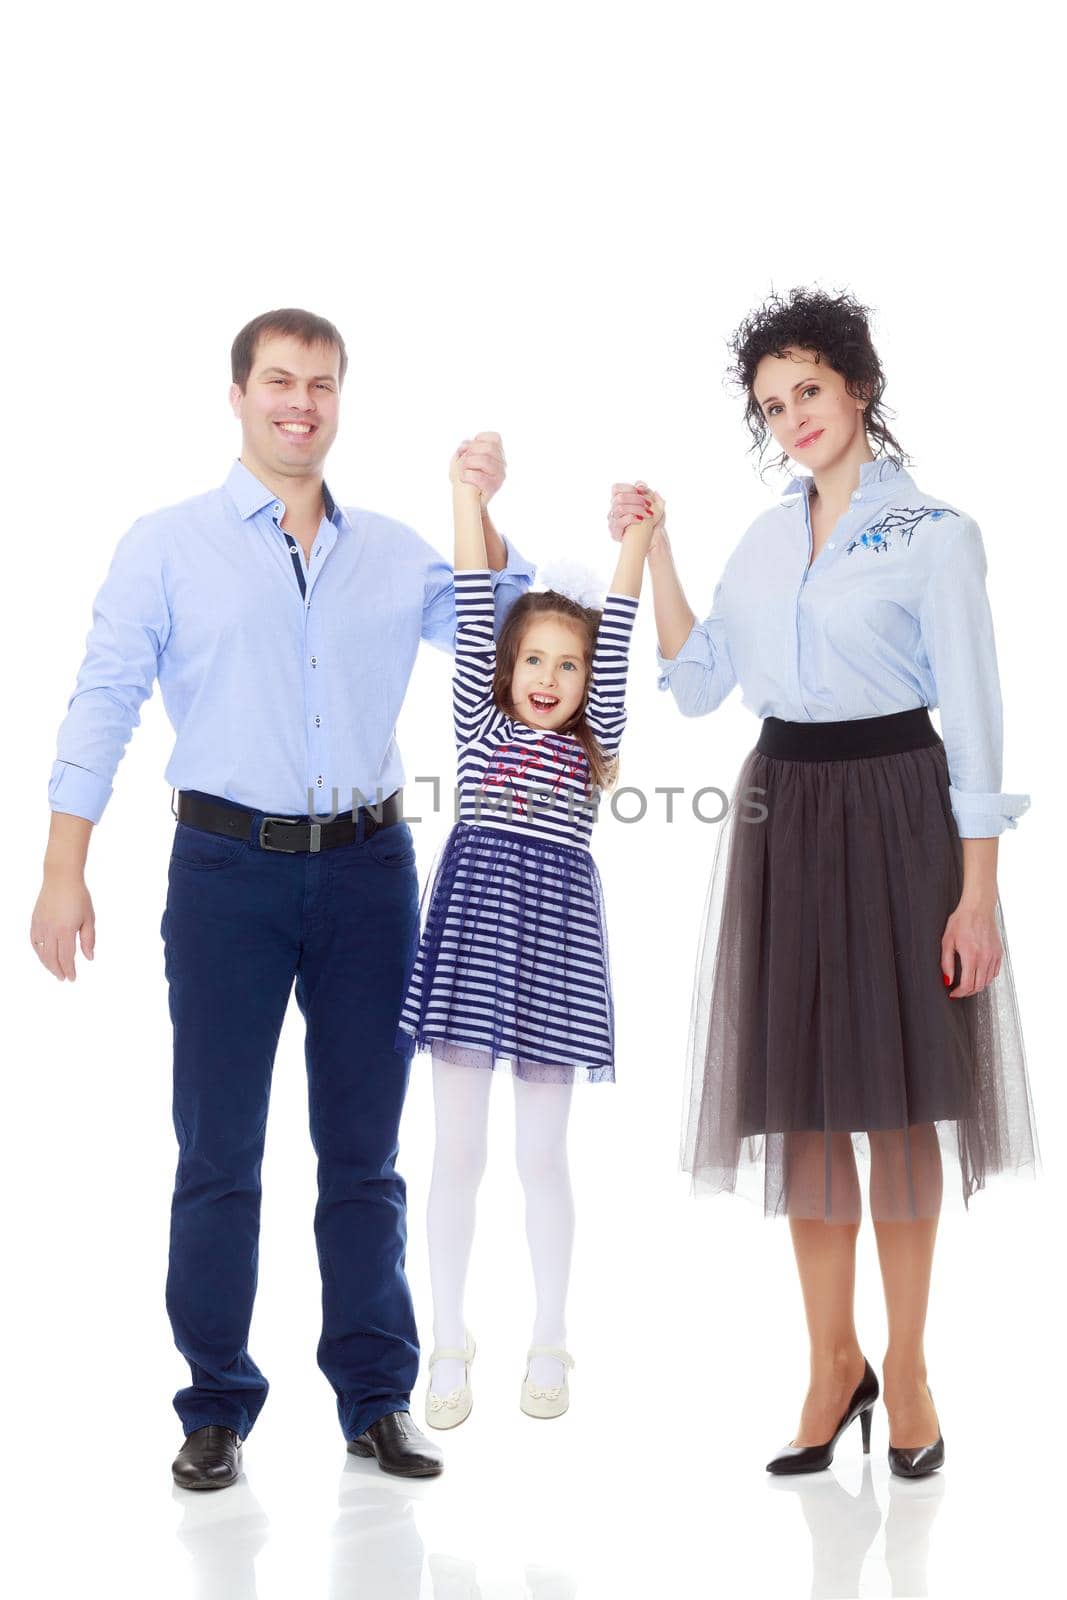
[[609, 480, 667, 556], [450, 431, 507, 504]]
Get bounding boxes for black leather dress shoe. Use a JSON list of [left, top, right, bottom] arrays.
[[347, 1410, 444, 1477], [172, 1425, 243, 1490], [766, 1359, 880, 1475]]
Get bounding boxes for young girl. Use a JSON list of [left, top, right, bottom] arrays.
[[611, 287, 1037, 1478], [396, 441, 659, 1425]]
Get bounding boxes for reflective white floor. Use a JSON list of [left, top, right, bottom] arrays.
[[18, 1321, 1056, 1600], [168, 1442, 952, 1600]]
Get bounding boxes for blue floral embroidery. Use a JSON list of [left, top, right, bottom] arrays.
[[845, 504, 958, 555]]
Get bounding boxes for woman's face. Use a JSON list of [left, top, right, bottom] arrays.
[[752, 346, 867, 474], [509, 615, 589, 732]]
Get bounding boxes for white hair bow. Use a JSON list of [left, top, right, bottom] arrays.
[[534, 559, 607, 611]]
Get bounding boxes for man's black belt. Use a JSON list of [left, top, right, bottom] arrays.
[[173, 788, 404, 854]]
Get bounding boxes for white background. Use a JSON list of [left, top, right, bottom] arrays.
[[5, 3, 1062, 1597]]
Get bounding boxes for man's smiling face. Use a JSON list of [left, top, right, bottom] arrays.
[[229, 332, 341, 484]]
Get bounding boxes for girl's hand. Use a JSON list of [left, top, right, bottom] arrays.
[[449, 443, 480, 497], [450, 431, 507, 505], [628, 491, 665, 557], [610, 480, 668, 555], [941, 899, 1003, 997]]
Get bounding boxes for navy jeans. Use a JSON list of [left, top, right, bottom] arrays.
[[159, 797, 420, 1441]]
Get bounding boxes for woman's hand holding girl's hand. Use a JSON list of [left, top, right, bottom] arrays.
[[609, 480, 668, 556], [450, 431, 507, 505]]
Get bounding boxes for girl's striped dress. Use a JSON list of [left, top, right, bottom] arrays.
[[396, 567, 638, 1083]]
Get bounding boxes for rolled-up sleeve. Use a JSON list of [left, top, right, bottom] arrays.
[[918, 516, 1030, 838], [655, 580, 737, 717], [48, 517, 171, 824]]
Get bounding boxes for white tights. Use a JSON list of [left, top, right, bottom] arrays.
[[426, 1054, 575, 1394]]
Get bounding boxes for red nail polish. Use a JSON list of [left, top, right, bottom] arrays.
[[635, 515, 644, 521], [942, 972, 951, 987]]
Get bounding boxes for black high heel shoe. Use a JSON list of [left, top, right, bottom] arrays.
[[888, 1385, 945, 1478], [766, 1359, 880, 1475]]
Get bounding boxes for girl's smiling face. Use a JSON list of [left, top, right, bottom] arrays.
[[509, 615, 589, 731], [753, 346, 868, 473]]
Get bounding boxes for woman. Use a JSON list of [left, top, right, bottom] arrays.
[[610, 287, 1037, 1478]]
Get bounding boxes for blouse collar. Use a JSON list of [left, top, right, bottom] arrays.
[[781, 456, 913, 506]]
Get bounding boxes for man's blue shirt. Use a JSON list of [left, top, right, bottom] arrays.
[[49, 460, 536, 821]]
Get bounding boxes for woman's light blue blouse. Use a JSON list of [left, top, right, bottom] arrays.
[[656, 459, 1029, 838]]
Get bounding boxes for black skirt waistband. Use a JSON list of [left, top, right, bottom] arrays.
[[756, 707, 942, 763]]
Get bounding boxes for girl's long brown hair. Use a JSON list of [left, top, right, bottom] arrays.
[[492, 591, 619, 792]]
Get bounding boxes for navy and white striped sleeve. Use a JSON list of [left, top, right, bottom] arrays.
[[584, 593, 639, 755], [452, 569, 508, 747]]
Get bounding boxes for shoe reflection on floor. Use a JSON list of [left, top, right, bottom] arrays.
[[767, 1457, 945, 1599], [173, 1479, 269, 1600], [331, 1473, 425, 1598], [428, 1552, 578, 1598]]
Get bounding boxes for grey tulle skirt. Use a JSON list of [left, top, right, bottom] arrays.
[[681, 708, 1038, 1221]]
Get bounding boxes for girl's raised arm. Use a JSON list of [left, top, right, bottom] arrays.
[[449, 446, 507, 746], [582, 500, 659, 756], [611, 481, 736, 717], [609, 481, 692, 649], [451, 445, 489, 570], [608, 490, 662, 597]]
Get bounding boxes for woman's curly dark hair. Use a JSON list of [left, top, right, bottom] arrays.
[[726, 286, 909, 478]]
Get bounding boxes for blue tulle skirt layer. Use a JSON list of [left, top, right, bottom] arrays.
[[396, 822, 614, 1083]]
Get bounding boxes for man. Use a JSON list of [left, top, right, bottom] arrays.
[[31, 308, 533, 1488]]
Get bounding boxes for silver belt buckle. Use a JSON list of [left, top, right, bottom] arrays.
[[259, 815, 301, 852], [260, 812, 323, 851]]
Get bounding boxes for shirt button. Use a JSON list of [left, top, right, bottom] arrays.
[[274, 504, 282, 515], [851, 491, 862, 503], [310, 656, 318, 667], [828, 541, 836, 550], [289, 544, 298, 554], [316, 776, 324, 787], [314, 715, 321, 727]]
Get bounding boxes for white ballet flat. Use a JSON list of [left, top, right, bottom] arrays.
[[425, 1330, 476, 1430], [520, 1345, 574, 1419]]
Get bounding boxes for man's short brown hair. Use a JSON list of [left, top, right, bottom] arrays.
[[231, 308, 348, 391]]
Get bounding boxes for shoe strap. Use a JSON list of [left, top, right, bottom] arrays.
[[429, 1333, 475, 1368], [526, 1345, 574, 1368]]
